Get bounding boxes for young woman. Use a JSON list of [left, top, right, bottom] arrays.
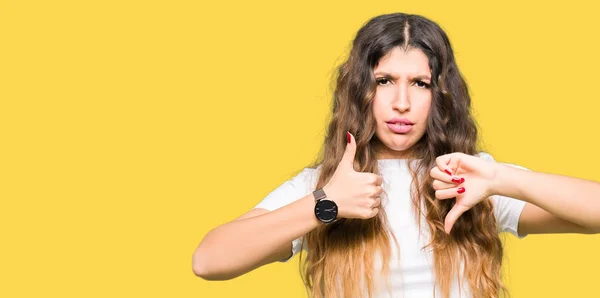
[[192, 13, 600, 298]]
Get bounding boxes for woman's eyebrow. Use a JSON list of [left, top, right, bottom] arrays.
[[374, 71, 431, 81]]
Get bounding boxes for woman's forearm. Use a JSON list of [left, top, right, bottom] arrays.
[[492, 164, 600, 232], [192, 194, 321, 280]]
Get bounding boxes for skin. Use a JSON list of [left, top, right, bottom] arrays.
[[371, 47, 432, 159]]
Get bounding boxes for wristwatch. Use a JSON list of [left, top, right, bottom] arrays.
[[313, 188, 338, 224]]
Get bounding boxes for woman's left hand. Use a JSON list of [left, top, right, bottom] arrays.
[[430, 152, 501, 234]]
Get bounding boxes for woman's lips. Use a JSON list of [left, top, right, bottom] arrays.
[[386, 122, 413, 133], [386, 117, 414, 134]]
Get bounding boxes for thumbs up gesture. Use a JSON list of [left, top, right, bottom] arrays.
[[322, 132, 384, 220]]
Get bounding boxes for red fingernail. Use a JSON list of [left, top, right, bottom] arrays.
[[457, 187, 465, 194], [451, 177, 462, 183], [444, 169, 452, 175], [347, 132, 351, 143]]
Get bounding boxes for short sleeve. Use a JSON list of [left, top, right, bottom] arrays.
[[253, 167, 319, 262], [478, 152, 528, 238]]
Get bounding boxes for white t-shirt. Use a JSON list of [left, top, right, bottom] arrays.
[[253, 152, 527, 297]]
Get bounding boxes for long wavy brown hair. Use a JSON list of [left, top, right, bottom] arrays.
[[299, 13, 506, 298]]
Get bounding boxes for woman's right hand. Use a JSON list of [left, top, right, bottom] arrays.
[[322, 132, 383, 220]]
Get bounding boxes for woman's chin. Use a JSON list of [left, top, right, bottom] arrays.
[[386, 140, 415, 152], [373, 134, 419, 157], [378, 142, 416, 158]]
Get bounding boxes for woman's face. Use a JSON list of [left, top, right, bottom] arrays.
[[371, 47, 432, 159]]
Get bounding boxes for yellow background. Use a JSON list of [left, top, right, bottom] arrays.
[[2, 0, 599, 297]]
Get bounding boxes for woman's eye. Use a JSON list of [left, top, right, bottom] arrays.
[[415, 81, 430, 88], [376, 78, 391, 85]]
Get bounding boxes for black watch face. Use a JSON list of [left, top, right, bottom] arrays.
[[315, 199, 338, 223]]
